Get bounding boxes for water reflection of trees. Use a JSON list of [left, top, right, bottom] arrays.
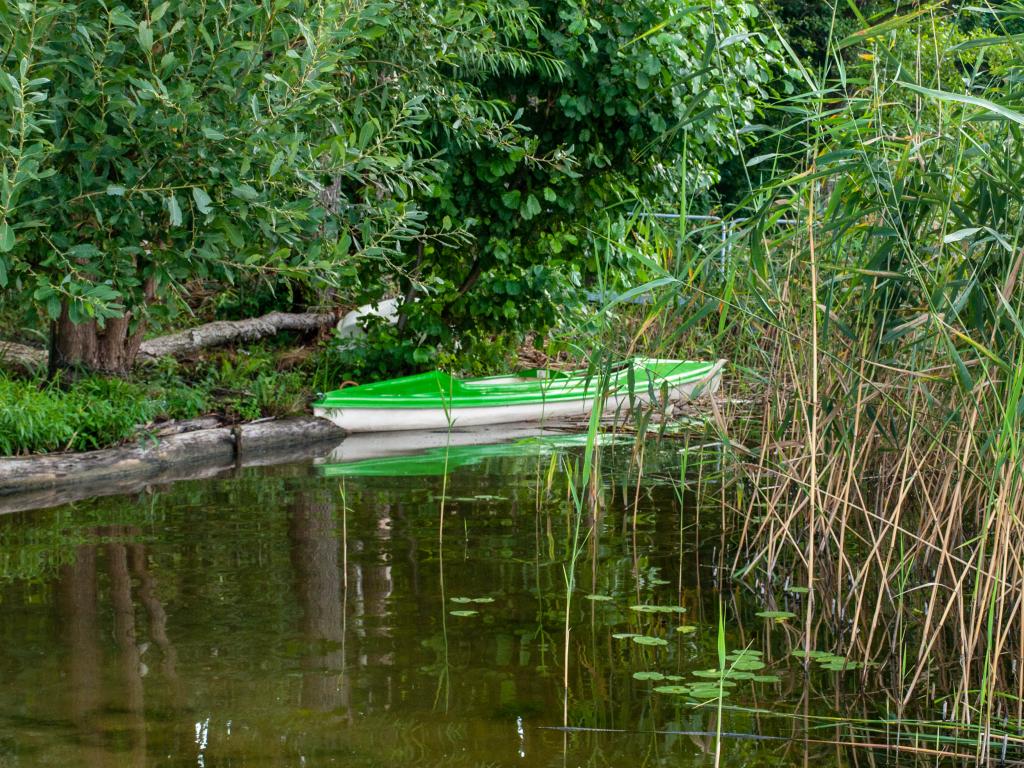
[[287, 492, 395, 716], [57, 529, 180, 767]]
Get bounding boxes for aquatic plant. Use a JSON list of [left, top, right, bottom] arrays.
[[568, 0, 1024, 755]]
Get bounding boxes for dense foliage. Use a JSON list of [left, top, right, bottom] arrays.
[[347, 0, 782, 373], [0, 0, 491, 370], [1, 0, 779, 375]]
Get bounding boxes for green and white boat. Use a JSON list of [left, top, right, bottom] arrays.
[[312, 358, 725, 433]]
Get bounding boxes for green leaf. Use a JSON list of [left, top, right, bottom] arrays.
[[631, 604, 686, 614], [192, 187, 213, 215], [943, 227, 981, 245], [167, 194, 182, 226], [521, 193, 541, 220], [449, 610, 478, 617], [632, 671, 665, 681], [138, 21, 154, 52], [501, 190, 521, 209], [631, 635, 668, 647], [899, 82, 1024, 127], [755, 610, 796, 620], [151, 1, 170, 22], [106, 185, 126, 196], [0, 222, 14, 253], [46, 295, 61, 320], [231, 184, 260, 201]]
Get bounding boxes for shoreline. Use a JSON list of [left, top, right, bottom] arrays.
[[0, 416, 346, 515]]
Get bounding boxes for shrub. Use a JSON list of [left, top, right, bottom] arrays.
[[0, 375, 157, 455]]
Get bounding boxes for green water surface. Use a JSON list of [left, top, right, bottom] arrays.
[[0, 435, 902, 767]]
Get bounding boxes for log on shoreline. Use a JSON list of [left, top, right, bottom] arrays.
[[0, 417, 346, 515], [136, 311, 335, 360], [0, 341, 49, 375], [0, 310, 337, 372]]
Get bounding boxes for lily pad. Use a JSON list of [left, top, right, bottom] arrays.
[[612, 633, 639, 640], [632, 671, 665, 681], [585, 594, 614, 602], [691, 669, 725, 679], [449, 610, 478, 617], [676, 625, 698, 634], [791, 649, 838, 660], [632, 635, 668, 647], [756, 610, 796, 621], [631, 605, 687, 614], [753, 674, 781, 683], [653, 685, 691, 695], [731, 659, 766, 672], [688, 687, 725, 699]]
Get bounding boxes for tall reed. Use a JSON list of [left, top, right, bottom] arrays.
[[586, 0, 1024, 740]]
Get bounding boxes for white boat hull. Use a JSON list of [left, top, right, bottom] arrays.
[[313, 361, 723, 433]]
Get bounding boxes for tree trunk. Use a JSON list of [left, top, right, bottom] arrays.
[[50, 306, 148, 378]]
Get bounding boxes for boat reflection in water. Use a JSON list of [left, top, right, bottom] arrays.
[[316, 425, 631, 478]]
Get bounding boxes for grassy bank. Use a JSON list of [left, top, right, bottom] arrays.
[[0, 344, 312, 456]]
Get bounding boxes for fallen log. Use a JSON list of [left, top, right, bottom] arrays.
[[0, 311, 337, 372], [0, 416, 345, 514], [136, 311, 335, 360], [0, 341, 47, 374]]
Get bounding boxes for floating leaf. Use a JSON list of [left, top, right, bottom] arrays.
[[632, 671, 665, 681], [791, 649, 838, 660], [753, 674, 781, 683], [691, 669, 725, 679], [632, 635, 668, 647], [449, 610, 477, 617], [688, 686, 725, 699], [756, 610, 796, 621], [613, 633, 639, 640], [631, 605, 687, 614], [471, 597, 495, 604], [653, 685, 691, 695], [586, 594, 614, 602], [677, 625, 697, 634], [731, 659, 766, 672], [729, 671, 759, 681]]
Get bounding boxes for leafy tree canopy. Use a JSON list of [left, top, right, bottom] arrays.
[[2, 0, 783, 375]]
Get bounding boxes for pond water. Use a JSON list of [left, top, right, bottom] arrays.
[[0, 432, 928, 767]]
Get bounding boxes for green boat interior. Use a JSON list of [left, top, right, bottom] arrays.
[[314, 358, 718, 410]]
